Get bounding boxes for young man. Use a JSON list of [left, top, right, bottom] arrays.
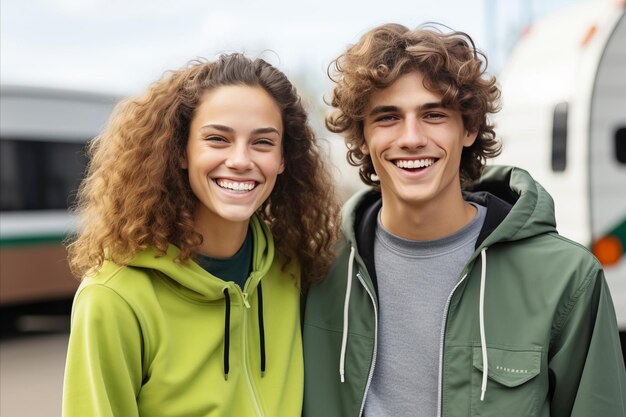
[[303, 23, 626, 417]]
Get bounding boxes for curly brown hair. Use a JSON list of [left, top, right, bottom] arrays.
[[67, 53, 340, 288], [326, 23, 501, 189]]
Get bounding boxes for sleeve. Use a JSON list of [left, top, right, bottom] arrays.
[[62, 284, 144, 417], [548, 267, 626, 417]]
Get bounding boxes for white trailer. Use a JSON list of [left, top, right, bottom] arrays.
[[493, 0, 626, 328]]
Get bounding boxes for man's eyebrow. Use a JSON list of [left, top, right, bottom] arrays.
[[419, 101, 445, 111], [366, 102, 447, 117], [367, 105, 399, 117]]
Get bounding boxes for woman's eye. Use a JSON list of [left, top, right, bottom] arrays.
[[206, 135, 227, 143], [254, 138, 275, 146]]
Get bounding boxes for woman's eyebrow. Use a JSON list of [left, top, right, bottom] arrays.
[[199, 124, 280, 135]]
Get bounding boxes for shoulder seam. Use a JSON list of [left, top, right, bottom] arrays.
[[76, 274, 152, 371], [550, 264, 602, 349]]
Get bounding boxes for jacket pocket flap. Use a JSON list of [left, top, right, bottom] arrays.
[[473, 347, 541, 388]]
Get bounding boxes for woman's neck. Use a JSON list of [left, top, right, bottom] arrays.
[[193, 210, 251, 258]]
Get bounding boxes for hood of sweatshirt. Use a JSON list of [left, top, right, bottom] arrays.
[[125, 214, 275, 302]]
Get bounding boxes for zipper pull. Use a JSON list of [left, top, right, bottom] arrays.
[[242, 292, 251, 309]]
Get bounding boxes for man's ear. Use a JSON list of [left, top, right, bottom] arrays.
[[463, 130, 478, 147], [360, 141, 370, 155]]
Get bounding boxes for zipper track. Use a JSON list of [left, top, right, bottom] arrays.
[[436, 272, 468, 417], [356, 271, 378, 417], [236, 285, 265, 417]]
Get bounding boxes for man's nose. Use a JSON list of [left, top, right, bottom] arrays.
[[397, 116, 427, 149]]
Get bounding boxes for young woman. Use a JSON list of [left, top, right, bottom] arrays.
[[62, 53, 340, 417]]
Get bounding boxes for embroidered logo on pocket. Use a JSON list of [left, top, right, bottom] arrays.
[[471, 346, 544, 416], [473, 346, 541, 387]]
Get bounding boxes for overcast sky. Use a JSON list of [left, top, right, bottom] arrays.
[[1, 0, 492, 94], [1, 0, 580, 99]]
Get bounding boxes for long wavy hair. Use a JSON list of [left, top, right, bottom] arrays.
[[326, 23, 502, 189], [67, 53, 340, 288]]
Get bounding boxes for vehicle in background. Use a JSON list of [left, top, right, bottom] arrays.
[[0, 85, 119, 329], [493, 0, 626, 330]]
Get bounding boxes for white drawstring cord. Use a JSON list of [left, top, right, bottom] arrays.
[[339, 246, 356, 383], [479, 248, 488, 401]]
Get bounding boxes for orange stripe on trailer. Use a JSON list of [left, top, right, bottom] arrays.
[[581, 24, 598, 46]]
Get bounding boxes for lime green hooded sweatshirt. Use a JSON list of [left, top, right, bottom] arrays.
[[63, 215, 303, 417]]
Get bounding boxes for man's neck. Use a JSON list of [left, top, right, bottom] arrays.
[[379, 194, 476, 241]]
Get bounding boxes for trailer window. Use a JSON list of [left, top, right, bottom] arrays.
[[616, 127, 626, 164], [552, 102, 568, 172], [0, 139, 88, 211]]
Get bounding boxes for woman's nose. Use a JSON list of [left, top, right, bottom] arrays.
[[225, 143, 253, 170]]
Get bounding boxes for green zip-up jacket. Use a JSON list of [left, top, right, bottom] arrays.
[[303, 166, 626, 417], [63, 215, 303, 417]]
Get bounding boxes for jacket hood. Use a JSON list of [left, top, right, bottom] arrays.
[[342, 165, 557, 249], [126, 215, 275, 302], [469, 165, 557, 246]]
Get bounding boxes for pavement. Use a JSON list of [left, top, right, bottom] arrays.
[[0, 317, 70, 417]]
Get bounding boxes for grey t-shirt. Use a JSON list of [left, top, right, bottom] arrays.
[[365, 203, 486, 417]]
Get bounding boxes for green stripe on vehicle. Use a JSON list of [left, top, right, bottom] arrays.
[[0, 234, 67, 247], [606, 218, 626, 254]]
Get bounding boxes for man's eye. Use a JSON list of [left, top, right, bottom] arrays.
[[375, 115, 397, 122], [424, 113, 445, 120]]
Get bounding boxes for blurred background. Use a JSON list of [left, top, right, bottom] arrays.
[[1, 0, 624, 415]]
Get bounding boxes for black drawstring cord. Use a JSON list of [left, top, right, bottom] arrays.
[[257, 282, 266, 377], [223, 288, 231, 381]]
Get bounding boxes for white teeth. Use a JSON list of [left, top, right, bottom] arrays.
[[395, 159, 435, 169], [216, 179, 255, 191]]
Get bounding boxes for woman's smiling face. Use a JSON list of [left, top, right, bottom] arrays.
[[183, 85, 284, 229]]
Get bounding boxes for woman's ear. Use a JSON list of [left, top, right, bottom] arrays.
[[181, 152, 188, 169], [278, 158, 285, 174]]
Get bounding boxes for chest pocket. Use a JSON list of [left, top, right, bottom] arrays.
[[471, 346, 544, 417]]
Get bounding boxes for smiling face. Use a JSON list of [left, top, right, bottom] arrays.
[[183, 85, 284, 232], [362, 71, 477, 222]]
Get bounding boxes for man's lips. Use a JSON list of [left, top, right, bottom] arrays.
[[392, 158, 436, 169]]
